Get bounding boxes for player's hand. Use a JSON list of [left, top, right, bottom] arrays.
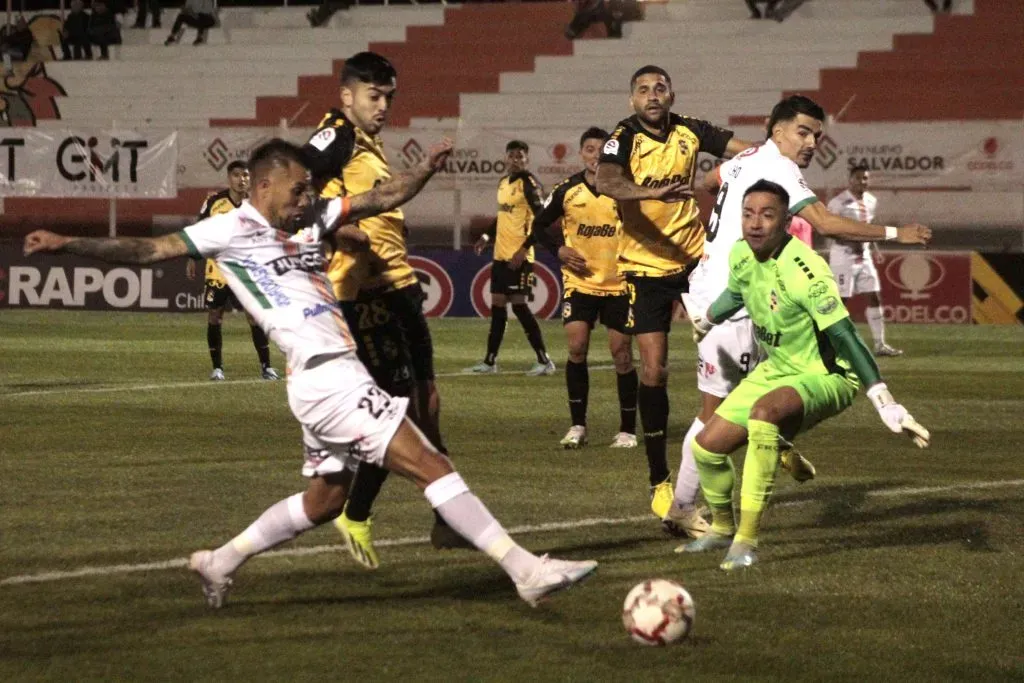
[[557, 246, 590, 276], [896, 223, 931, 245], [424, 138, 454, 172], [647, 181, 693, 203], [509, 248, 528, 270], [867, 383, 931, 448], [23, 230, 68, 255], [680, 294, 713, 343], [335, 225, 370, 253], [473, 237, 488, 256]]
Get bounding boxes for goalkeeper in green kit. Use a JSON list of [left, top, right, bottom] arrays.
[[680, 179, 931, 571]]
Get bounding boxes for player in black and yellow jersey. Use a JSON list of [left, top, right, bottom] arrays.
[[467, 140, 555, 376], [529, 127, 638, 450], [302, 51, 465, 569], [185, 161, 280, 381], [596, 65, 754, 520]]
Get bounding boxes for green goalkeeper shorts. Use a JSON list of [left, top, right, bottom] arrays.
[[715, 364, 860, 434]]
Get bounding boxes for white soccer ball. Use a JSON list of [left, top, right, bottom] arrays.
[[622, 578, 696, 646]]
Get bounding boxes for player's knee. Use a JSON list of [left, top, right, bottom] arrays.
[[611, 347, 633, 374], [868, 292, 882, 307], [749, 400, 784, 426], [567, 336, 588, 363], [511, 302, 532, 320], [641, 364, 668, 386]]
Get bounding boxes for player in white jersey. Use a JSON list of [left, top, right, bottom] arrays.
[[23, 139, 598, 609], [664, 96, 932, 537], [827, 165, 902, 356]]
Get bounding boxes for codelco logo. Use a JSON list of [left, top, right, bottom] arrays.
[[884, 254, 945, 301], [7, 266, 169, 308]]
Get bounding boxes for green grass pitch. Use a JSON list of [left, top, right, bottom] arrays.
[[1, 311, 1022, 681]]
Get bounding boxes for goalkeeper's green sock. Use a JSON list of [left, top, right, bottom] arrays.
[[691, 437, 736, 536], [736, 420, 781, 547]]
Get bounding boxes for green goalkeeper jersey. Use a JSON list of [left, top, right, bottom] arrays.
[[727, 235, 853, 380]]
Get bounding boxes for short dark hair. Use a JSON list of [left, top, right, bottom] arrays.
[[247, 138, 308, 182], [226, 160, 247, 174], [743, 179, 790, 209], [506, 140, 529, 154], [630, 65, 671, 90], [579, 127, 609, 147], [341, 51, 397, 87], [849, 163, 870, 176], [765, 95, 825, 138]]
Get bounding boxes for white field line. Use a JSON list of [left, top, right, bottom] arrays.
[[3, 478, 1022, 587], [0, 365, 620, 399]]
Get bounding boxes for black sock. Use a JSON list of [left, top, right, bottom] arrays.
[[637, 382, 670, 486], [345, 463, 390, 522], [485, 305, 508, 365], [565, 360, 589, 426], [250, 324, 271, 368], [617, 369, 638, 434], [207, 323, 223, 370], [512, 303, 549, 364]]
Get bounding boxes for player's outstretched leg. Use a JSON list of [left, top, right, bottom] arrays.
[[189, 472, 351, 608], [384, 420, 597, 606]]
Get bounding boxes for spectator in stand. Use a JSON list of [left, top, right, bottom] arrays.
[[133, 0, 163, 29], [306, 0, 352, 28], [88, 0, 122, 60], [164, 0, 216, 46], [744, 1, 780, 19], [923, 0, 953, 12], [766, 0, 809, 21], [62, 0, 93, 61], [2, 16, 35, 75], [566, 0, 643, 40]]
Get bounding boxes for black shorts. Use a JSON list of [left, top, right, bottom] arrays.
[[381, 283, 436, 382], [561, 289, 630, 333], [624, 267, 695, 335], [340, 289, 414, 397], [491, 260, 533, 296], [204, 281, 241, 311]]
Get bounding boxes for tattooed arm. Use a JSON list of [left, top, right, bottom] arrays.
[[23, 231, 191, 264]]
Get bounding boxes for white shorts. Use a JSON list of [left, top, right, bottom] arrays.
[[696, 318, 761, 398], [830, 257, 881, 298], [286, 354, 409, 478]]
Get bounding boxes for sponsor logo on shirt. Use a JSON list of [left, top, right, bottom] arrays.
[[303, 301, 340, 319], [266, 252, 326, 276], [753, 322, 782, 347]]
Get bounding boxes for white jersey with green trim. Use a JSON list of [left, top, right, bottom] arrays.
[[689, 139, 820, 318], [180, 200, 356, 371]]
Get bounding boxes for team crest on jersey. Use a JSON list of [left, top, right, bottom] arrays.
[[603, 138, 620, 156], [678, 139, 691, 157], [808, 281, 829, 299], [769, 289, 779, 312], [816, 296, 839, 315], [562, 301, 572, 319]]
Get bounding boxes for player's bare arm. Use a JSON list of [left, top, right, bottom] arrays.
[[23, 231, 190, 264], [798, 201, 932, 245], [723, 137, 757, 159], [334, 225, 371, 253], [595, 162, 691, 202], [557, 246, 590, 276]]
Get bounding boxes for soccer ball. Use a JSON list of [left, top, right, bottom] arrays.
[[622, 579, 696, 646]]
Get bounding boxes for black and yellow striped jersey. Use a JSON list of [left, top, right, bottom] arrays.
[[600, 113, 733, 277], [197, 188, 244, 284], [532, 172, 624, 296], [488, 171, 544, 263], [303, 108, 417, 302]]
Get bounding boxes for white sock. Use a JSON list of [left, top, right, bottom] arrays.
[[866, 305, 885, 345], [672, 417, 704, 512], [425, 472, 540, 584], [211, 492, 314, 576]]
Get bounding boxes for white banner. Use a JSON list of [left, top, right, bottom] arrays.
[[169, 121, 1022, 195], [0, 129, 178, 198]]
